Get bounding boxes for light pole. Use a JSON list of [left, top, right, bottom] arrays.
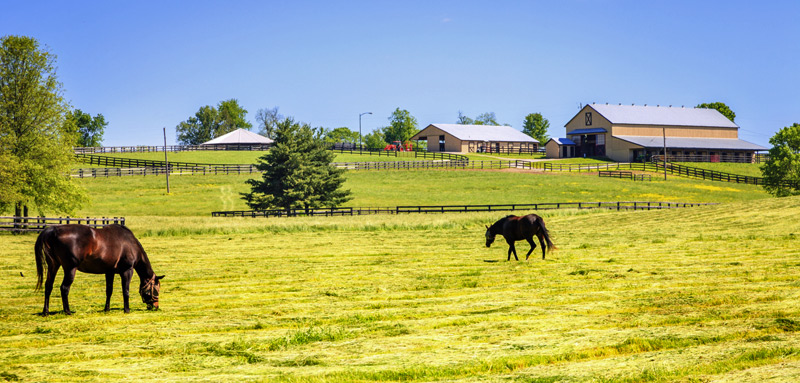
[[359, 112, 372, 149]]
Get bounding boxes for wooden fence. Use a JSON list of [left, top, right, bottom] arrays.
[[74, 144, 271, 153], [0, 216, 126, 233], [211, 201, 717, 218]]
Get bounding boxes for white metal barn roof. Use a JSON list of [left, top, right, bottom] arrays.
[[425, 124, 538, 143], [613, 135, 767, 150], [588, 104, 739, 128], [201, 128, 274, 145]]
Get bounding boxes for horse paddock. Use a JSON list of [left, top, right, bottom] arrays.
[[2, 196, 800, 382]]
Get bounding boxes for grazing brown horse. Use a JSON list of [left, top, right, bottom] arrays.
[[485, 214, 556, 261], [34, 224, 163, 315]]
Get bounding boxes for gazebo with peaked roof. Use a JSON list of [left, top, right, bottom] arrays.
[[200, 128, 273, 149]]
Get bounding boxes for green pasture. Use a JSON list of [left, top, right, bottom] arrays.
[[3, 196, 800, 382], [70, 169, 769, 217], [675, 162, 765, 178]]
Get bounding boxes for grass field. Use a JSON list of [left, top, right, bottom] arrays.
[[1, 158, 793, 382], [70, 169, 769, 217], [3, 196, 800, 382], [675, 162, 765, 178]]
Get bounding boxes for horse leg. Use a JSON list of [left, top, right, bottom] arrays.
[[525, 237, 537, 261], [120, 269, 133, 313], [60, 267, 77, 315], [537, 233, 547, 260], [507, 240, 518, 261], [104, 273, 115, 311], [41, 263, 59, 316]]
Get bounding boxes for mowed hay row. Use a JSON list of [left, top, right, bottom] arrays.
[[1, 197, 800, 382]]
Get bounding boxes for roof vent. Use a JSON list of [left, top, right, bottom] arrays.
[[669, 105, 672, 107], [644, 104, 647, 106], [657, 105, 660, 107], [631, 103, 634, 106], [619, 103, 622, 105], [605, 103, 608, 105], [682, 105, 684, 108]]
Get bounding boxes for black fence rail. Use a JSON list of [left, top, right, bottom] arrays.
[[540, 162, 657, 172], [75, 153, 234, 169], [71, 160, 534, 177], [651, 161, 765, 186], [71, 165, 260, 178], [74, 144, 271, 153], [0, 216, 126, 233], [211, 201, 717, 218], [328, 147, 468, 162], [599, 170, 633, 179]]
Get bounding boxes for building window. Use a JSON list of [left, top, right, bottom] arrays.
[[585, 112, 592, 126]]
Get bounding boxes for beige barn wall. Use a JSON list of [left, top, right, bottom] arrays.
[[605, 138, 643, 162], [565, 105, 612, 134], [611, 125, 738, 138], [545, 141, 561, 158]]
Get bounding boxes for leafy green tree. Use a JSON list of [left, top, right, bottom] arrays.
[[324, 127, 360, 144], [255, 106, 282, 139], [474, 112, 500, 126], [242, 117, 351, 213], [67, 109, 106, 147], [176, 99, 251, 145], [382, 108, 418, 143], [457, 111, 505, 126], [363, 129, 386, 150], [696, 102, 736, 122], [0, 35, 87, 215], [176, 105, 218, 145], [456, 111, 474, 125], [218, 98, 252, 133], [522, 113, 550, 142], [761, 122, 800, 197]]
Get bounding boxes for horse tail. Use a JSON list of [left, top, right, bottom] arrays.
[[34, 227, 53, 291], [536, 217, 557, 252]]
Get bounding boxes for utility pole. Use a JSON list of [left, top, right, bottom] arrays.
[[163, 127, 170, 193], [359, 112, 372, 149]]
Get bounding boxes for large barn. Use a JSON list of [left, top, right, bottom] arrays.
[[410, 124, 538, 153], [547, 104, 767, 162]]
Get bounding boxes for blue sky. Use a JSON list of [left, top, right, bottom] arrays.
[[2, 1, 797, 147]]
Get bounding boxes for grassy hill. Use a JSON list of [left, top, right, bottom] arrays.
[[69, 169, 769, 217], [3, 195, 800, 382]]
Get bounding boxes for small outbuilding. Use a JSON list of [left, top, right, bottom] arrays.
[[200, 128, 273, 150], [545, 138, 576, 159], [410, 124, 538, 153]]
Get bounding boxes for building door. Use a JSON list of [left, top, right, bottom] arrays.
[[439, 135, 445, 152]]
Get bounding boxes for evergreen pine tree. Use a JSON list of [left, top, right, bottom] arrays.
[[242, 118, 351, 214]]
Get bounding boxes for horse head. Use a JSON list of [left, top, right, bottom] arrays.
[[140, 275, 164, 310], [485, 225, 496, 248]]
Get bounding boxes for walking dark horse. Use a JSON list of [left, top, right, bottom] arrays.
[[35, 224, 164, 315], [485, 214, 556, 261]]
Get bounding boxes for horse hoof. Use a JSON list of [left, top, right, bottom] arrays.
[[39, 311, 49, 317], [64, 310, 73, 315], [124, 309, 130, 314]]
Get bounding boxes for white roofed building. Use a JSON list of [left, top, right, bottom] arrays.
[[200, 128, 273, 149], [552, 103, 766, 162], [410, 124, 539, 153]]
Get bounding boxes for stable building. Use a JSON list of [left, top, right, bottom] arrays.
[[410, 124, 539, 153], [548, 103, 766, 162]]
